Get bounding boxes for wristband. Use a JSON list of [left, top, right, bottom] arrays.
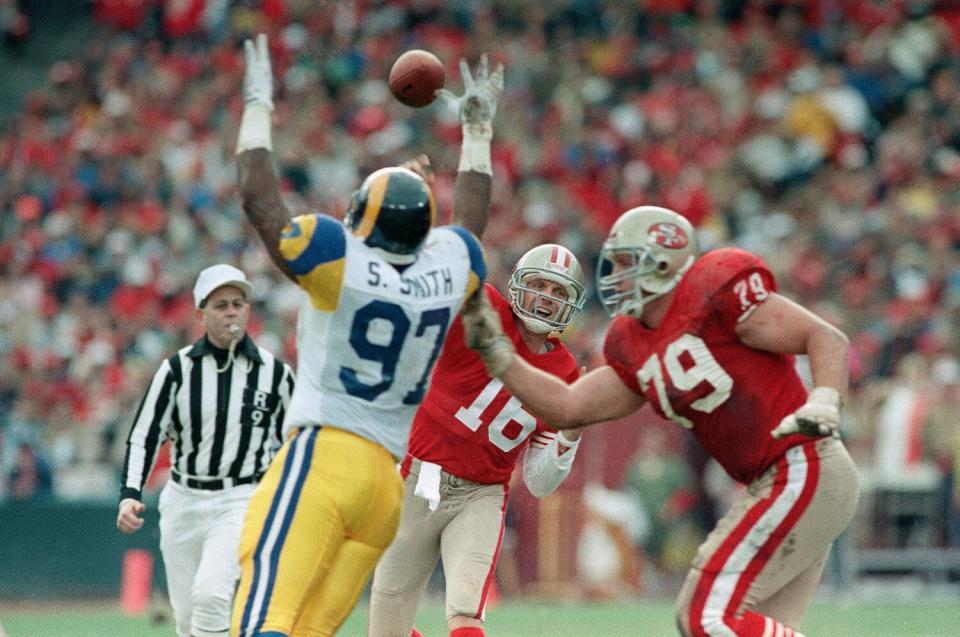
[[557, 430, 580, 449], [808, 386, 840, 408], [237, 103, 273, 154], [458, 122, 492, 175]]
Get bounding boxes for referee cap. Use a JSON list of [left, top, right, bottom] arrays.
[[194, 264, 253, 308]]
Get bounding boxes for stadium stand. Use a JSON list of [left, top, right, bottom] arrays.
[[0, 0, 958, 597]]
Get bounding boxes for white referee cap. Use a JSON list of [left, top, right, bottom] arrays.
[[193, 264, 253, 308]]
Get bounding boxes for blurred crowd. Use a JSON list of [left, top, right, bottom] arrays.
[[1, 0, 959, 570]]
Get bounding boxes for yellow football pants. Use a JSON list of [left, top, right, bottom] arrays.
[[232, 426, 403, 637]]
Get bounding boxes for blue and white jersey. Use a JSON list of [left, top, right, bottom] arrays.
[[279, 213, 486, 459]]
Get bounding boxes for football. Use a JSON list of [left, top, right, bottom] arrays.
[[389, 49, 445, 108]]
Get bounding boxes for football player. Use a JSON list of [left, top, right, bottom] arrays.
[[230, 35, 490, 637], [369, 246, 586, 637], [463, 205, 861, 637], [368, 56, 585, 637]]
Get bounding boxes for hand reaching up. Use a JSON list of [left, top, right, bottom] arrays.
[[243, 33, 274, 112], [436, 53, 504, 132]]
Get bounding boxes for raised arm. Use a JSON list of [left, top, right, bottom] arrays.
[[237, 34, 295, 281], [437, 54, 504, 239]]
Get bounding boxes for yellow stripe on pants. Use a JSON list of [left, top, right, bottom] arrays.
[[233, 426, 403, 637]]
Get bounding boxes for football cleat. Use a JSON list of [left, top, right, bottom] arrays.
[[509, 243, 586, 333], [343, 167, 436, 265], [597, 206, 698, 318]]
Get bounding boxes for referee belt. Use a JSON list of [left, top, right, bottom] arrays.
[[171, 470, 262, 491]]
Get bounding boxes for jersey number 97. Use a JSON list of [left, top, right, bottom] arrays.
[[340, 300, 450, 405]]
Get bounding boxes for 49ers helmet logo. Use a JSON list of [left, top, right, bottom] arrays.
[[648, 222, 688, 249]]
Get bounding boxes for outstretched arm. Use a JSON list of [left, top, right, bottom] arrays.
[[461, 291, 645, 428], [237, 34, 295, 281], [438, 54, 504, 239], [500, 359, 644, 430], [453, 171, 492, 239]]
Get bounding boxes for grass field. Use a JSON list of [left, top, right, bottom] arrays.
[[2, 598, 959, 636]]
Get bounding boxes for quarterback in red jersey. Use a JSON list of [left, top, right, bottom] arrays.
[[405, 257, 583, 486], [368, 57, 586, 637], [463, 205, 860, 637], [369, 248, 586, 637]]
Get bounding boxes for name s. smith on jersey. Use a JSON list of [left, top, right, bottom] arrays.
[[367, 261, 455, 298]]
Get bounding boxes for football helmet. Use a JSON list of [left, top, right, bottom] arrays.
[[343, 167, 436, 265], [597, 206, 698, 318], [509, 244, 586, 334]]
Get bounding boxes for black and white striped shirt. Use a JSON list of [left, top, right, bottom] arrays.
[[120, 335, 295, 501]]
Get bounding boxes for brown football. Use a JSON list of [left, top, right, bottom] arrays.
[[389, 50, 445, 108]]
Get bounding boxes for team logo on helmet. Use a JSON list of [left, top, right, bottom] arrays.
[[648, 222, 688, 249], [509, 244, 585, 334], [542, 245, 572, 274]]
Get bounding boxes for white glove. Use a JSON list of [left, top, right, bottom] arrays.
[[462, 291, 516, 377], [237, 33, 275, 153], [243, 33, 274, 111], [771, 387, 841, 439], [436, 54, 503, 175], [436, 53, 505, 131]]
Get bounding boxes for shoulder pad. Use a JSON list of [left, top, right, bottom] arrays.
[[280, 214, 346, 275], [682, 248, 774, 298]]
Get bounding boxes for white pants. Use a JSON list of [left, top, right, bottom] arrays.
[[370, 460, 508, 636], [158, 480, 256, 637]]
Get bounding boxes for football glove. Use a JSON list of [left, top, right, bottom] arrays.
[[771, 386, 841, 439], [243, 33, 274, 111], [436, 53, 504, 136], [462, 291, 516, 378]]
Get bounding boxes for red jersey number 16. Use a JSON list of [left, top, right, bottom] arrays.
[[455, 378, 537, 452]]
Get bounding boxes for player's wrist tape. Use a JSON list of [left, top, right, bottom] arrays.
[[237, 102, 273, 154], [458, 122, 492, 175], [557, 430, 580, 450], [808, 386, 840, 408]]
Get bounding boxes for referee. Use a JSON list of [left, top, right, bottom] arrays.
[[117, 264, 294, 637]]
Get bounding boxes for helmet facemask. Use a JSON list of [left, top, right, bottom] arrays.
[[510, 271, 586, 334]]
